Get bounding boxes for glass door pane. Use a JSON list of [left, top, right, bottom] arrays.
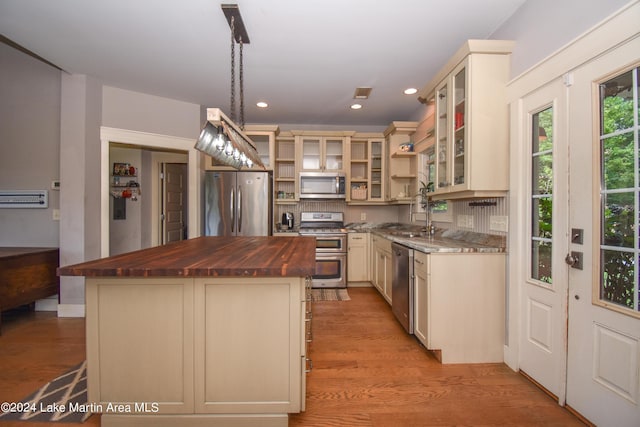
[[531, 107, 553, 284], [598, 67, 639, 312], [324, 138, 343, 171], [370, 140, 383, 200], [453, 68, 466, 186], [302, 137, 321, 170], [436, 83, 448, 189]]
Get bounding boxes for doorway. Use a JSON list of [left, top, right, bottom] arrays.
[[100, 127, 201, 258]]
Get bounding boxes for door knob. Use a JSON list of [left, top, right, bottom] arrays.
[[565, 252, 583, 270]]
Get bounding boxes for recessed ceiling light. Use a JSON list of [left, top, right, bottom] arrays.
[[404, 88, 418, 95], [256, 101, 268, 108], [351, 103, 362, 110]]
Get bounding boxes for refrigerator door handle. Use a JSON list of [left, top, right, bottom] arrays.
[[230, 188, 235, 233], [237, 185, 242, 234]]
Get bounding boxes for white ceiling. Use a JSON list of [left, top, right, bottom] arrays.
[[0, 0, 526, 128]]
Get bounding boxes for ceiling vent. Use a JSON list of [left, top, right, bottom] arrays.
[[353, 87, 372, 99]]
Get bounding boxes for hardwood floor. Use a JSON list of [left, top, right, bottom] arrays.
[[0, 307, 100, 427], [290, 287, 585, 427], [0, 288, 584, 426]]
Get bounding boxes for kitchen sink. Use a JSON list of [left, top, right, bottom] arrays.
[[385, 230, 425, 238]]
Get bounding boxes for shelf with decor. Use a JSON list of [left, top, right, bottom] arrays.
[[111, 163, 141, 200], [385, 122, 418, 203], [348, 134, 385, 204], [274, 133, 297, 203]]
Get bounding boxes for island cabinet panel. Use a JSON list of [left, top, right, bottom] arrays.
[[85, 278, 195, 413], [194, 278, 303, 414], [86, 276, 306, 427]]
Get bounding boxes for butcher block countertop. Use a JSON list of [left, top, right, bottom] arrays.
[[57, 236, 316, 278]]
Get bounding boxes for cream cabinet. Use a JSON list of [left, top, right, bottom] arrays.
[[412, 252, 506, 364], [348, 135, 386, 203], [384, 122, 418, 204], [413, 251, 429, 345], [371, 235, 392, 304], [417, 40, 514, 200], [347, 232, 369, 282], [296, 133, 350, 172], [85, 276, 307, 426], [244, 125, 278, 170], [274, 132, 297, 203]]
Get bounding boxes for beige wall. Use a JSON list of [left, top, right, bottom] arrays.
[[0, 42, 61, 246], [102, 86, 200, 139]]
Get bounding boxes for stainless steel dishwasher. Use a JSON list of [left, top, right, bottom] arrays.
[[391, 242, 414, 334]]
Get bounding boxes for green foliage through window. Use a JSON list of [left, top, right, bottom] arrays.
[[599, 67, 639, 312]]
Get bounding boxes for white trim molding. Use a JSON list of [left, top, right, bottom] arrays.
[[99, 127, 202, 258]]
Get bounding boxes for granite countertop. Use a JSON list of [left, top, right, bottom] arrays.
[[57, 236, 317, 277], [347, 223, 506, 254]]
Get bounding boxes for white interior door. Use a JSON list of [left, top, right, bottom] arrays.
[[518, 79, 570, 403], [565, 39, 640, 427]]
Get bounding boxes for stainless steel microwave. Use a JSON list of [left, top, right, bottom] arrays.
[[299, 172, 346, 199]]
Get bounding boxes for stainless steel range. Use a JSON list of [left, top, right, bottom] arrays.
[[299, 212, 347, 289]]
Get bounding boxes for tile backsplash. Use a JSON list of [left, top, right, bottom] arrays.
[[275, 196, 508, 237]]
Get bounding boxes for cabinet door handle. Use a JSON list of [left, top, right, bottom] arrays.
[[415, 259, 424, 265]]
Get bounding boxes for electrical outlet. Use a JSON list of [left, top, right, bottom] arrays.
[[490, 215, 508, 232], [457, 214, 473, 228], [457, 215, 466, 227], [360, 212, 367, 221], [52, 209, 60, 220]]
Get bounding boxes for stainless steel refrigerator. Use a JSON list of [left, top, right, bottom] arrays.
[[203, 171, 273, 236]]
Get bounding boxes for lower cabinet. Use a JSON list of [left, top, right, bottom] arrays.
[[347, 232, 369, 283], [371, 235, 392, 304], [413, 252, 505, 364], [85, 276, 306, 427], [413, 251, 429, 345]]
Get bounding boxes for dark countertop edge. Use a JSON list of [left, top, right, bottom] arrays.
[[57, 267, 315, 278]]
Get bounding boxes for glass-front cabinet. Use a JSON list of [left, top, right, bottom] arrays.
[[435, 80, 449, 190], [453, 66, 466, 187], [417, 40, 513, 200], [298, 135, 346, 172]]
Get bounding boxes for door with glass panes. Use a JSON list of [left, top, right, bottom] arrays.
[[565, 43, 640, 427], [519, 79, 570, 404]]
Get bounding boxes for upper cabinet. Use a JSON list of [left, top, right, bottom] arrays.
[[348, 134, 386, 203], [416, 40, 514, 200], [274, 131, 297, 204], [296, 132, 351, 172]]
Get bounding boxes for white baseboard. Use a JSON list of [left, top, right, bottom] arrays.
[[35, 296, 58, 312], [57, 304, 85, 318]]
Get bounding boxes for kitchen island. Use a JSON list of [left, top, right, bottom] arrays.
[[57, 236, 316, 427]]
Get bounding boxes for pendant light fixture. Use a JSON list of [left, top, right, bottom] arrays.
[[194, 4, 264, 170]]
